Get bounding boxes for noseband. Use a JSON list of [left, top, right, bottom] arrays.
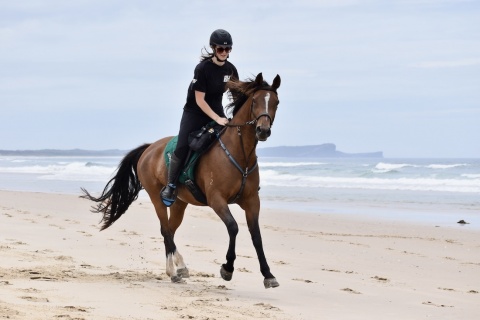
[[254, 112, 273, 127]]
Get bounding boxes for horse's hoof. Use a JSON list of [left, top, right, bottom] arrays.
[[264, 278, 279, 289], [170, 275, 185, 283], [177, 267, 190, 278], [220, 265, 233, 281]]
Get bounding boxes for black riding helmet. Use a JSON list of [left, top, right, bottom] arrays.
[[209, 29, 233, 47]]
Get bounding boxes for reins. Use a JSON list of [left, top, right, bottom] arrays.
[[216, 87, 277, 203], [216, 124, 258, 204], [218, 134, 258, 204]]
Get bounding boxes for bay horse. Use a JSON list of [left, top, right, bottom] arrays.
[[81, 72, 281, 288]]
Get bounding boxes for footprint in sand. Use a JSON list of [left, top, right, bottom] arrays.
[[422, 301, 454, 308], [0, 306, 20, 318], [292, 278, 314, 283], [321, 268, 341, 273], [341, 288, 361, 294], [372, 276, 389, 282], [438, 287, 455, 292], [63, 305, 88, 313], [12, 241, 28, 246], [77, 231, 93, 237], [19, 288, 41, 293], [192, 271, 215, 278], [30, 276, 57, 281], [254, 302, 281, 311], [55, 306, 89, 319], [49, 224, 65, 230], [20, 296, 49, 302], [215, 285, 231, 290], [54, 255, 74, 262], [120, 229, 141, 236]]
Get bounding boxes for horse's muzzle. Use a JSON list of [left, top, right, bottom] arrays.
[[256, 125, 271, 141]]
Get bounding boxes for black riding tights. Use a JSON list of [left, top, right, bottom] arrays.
[[174, 110, 214, 163]]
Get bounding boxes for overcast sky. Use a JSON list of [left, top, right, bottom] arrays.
[[1, 0, 479, 157]]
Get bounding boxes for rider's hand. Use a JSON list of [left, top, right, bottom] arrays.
[[216, 117, 229, 126]]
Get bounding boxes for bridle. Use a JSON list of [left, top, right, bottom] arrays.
[[217, 87, 278, 203], [225, 88, 278, 128]]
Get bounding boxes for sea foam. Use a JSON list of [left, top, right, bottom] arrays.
[[260, 170, 480, 193], [0, 162, 116, 181]]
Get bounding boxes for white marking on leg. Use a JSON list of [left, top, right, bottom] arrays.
[[174, 250, 186, 269], [166, 253, 175, 277], [264, 92, 270, 114]]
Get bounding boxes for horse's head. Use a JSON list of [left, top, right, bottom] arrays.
[[251, 73, 281, 141]]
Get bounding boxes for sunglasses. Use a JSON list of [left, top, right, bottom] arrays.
[[215, 46, 232, 54]]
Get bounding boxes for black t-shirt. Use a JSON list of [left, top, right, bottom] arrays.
[[184, 59, 238, 116]]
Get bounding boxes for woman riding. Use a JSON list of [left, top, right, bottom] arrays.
[[161, 29, 239, 206]]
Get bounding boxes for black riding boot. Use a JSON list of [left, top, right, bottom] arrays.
[[161, 153, 183, 207]]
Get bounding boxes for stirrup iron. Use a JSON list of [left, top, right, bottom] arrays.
[[161, 183, 177, 207]]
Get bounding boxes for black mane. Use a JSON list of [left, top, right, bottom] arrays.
[[225, 77, 273, 116]]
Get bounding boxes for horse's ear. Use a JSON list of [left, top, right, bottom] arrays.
[[255, 72, 264, 86], [272, 74, 281, 90]]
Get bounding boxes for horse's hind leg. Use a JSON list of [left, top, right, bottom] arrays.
[[169, 200, 189, 278], [150, 195, 186, 283]]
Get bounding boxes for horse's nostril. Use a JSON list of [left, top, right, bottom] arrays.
[[256, 126, 271, 139]]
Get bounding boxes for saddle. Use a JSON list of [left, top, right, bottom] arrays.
[[164, 122, 223, 204]]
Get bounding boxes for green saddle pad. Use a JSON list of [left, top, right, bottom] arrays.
[[164, 136, 201, 184]]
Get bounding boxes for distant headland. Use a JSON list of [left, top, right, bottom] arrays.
[[0, 144, 383, 158]]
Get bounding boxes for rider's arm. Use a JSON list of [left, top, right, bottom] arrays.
[[195, 91, 228, 125]]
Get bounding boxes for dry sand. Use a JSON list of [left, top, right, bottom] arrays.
[[0, 190, 479, 319]]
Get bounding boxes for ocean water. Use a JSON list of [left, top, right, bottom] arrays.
[[258, 157, 480, 226], [0, 155, 479, 226]]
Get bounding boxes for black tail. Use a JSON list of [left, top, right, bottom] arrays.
[[81, 143, 151, 230]]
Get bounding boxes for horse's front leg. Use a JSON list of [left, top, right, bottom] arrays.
[[240, 198, 279, 289], [211, 202, 239, 281]]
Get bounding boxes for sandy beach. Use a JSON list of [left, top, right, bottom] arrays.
[[0, 190, 479, 319]]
